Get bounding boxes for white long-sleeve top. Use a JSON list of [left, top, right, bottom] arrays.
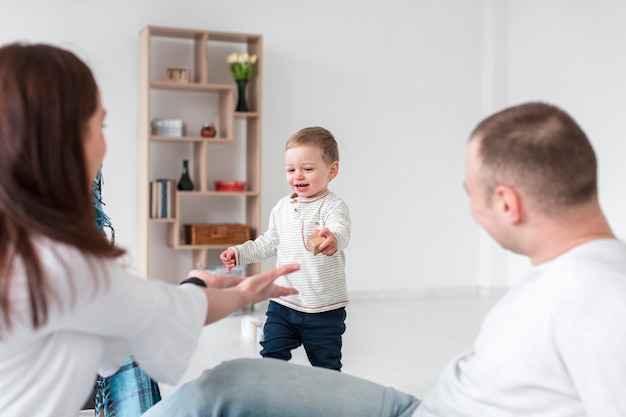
[[0, 237, 207, 417], [416, 239, 626, 417], [232, 190, 350, 313]]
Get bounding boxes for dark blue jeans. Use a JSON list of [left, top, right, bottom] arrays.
[[260, 301, 346, 371]]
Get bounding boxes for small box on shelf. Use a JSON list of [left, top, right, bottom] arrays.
[[184, 223, 250, 245], [165, 67, 190, 83], [151, 118, 186, 137], [215, 180, 246, 192]]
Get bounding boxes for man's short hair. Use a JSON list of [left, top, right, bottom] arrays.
[[471, 102, 597, 212]]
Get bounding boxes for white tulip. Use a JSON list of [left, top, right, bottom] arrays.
[[250, 55, 258, 64], [226, 52, 238, 64]]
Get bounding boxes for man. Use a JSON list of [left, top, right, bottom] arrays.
[[145, 102, 626, 417], [417, 102, 626, 416]]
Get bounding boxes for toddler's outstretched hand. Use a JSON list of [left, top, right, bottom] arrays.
[[220, 248, 236, 273]]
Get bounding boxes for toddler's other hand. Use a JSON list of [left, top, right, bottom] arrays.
[[317, 228, 338, 256], [220, 248, 236, 274]]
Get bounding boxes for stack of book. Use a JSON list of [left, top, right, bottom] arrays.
[[150, 179, 176, 218]]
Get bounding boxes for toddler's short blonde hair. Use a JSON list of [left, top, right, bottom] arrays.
[[285, 126, 339, 165]]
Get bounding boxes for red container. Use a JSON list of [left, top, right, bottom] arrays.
[[215, 180, 246, 192]]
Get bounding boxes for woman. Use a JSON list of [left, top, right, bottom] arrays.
[[0, 42, 299, 417]]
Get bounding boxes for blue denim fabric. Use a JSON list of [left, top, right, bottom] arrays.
[[142, 358, 420, 417], [261, 301, 347, 370]]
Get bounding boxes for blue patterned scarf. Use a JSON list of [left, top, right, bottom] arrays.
[[92, 170, 162, 416]]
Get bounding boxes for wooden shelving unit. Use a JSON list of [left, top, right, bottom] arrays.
[[137, 25, 262, 282]]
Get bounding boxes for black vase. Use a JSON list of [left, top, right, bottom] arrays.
[[177, 159, 194, 191], [235, 79, 249, 112]]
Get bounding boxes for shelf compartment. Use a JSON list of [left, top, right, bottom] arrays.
[[149, 87, 234, 141]]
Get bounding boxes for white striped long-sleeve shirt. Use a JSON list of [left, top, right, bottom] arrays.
[[231, 190, 350, 313]]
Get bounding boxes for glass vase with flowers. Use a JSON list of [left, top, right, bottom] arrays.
[[226, 52, 258, 112]]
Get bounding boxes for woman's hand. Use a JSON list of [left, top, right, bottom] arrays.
[[186, 264, 300, 324], [236, 263, 300, 303], [187, 268, 242, 288]]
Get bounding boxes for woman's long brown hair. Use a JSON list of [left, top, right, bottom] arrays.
[[0, 43, 125, 335]]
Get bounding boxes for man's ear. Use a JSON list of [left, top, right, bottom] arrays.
[[494, 185, 522, 224], [329, 161, 339, 180]]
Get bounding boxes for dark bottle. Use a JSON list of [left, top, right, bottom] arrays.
[[177, 159, 194, 191]]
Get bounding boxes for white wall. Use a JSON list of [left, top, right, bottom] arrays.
[[480, 0, 626, 288], [1, 1, 625, 296]]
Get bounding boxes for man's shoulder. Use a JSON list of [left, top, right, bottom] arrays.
[[559, 239, 626, 293], [572, 238, 626, 266]]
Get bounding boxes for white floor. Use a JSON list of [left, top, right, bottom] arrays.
[[158, 292, 504, 400]]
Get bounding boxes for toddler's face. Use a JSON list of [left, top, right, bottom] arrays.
[[285, 145, 337, 198]]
